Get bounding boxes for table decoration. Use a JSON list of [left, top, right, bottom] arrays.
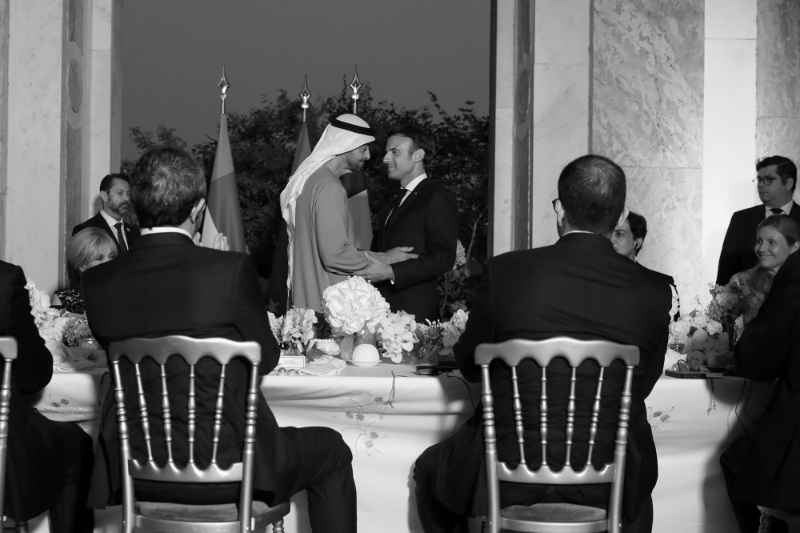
[[25, 278, 95, 363], [377, 311, 419, 363], [322, 276, 390, 361]]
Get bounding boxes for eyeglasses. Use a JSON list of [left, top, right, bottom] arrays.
[[552, 198, 559, 213], [754, 176, 781, 186]]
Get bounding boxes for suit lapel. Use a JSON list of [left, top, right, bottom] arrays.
[[385, 179, 432, 234]]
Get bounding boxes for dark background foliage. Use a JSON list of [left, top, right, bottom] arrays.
[[123, 83, 489, 315]]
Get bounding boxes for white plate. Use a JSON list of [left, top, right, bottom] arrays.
[[350, 360, 380, 368]]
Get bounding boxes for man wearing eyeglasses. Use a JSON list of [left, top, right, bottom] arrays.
[[716, 155, 800, 285]]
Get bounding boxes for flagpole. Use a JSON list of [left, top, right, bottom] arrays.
[[219, 65, 230, 115], [349, 65, 362, 115], [300, 76, 311, 123]]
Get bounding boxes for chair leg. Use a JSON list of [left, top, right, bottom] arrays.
[[14, 521, 28, 533], [272, 518, 285, 533]]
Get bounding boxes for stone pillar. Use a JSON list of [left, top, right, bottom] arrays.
[[756, 0, 800, 193], [490, 0, 533, 256], [2, 0, 120, 292], [702, 0, 758, 291], [6, 0, 70, 291]]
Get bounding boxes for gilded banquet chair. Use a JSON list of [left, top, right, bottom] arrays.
[[475, 337, 639, 533], [109, 336, 290, 533]]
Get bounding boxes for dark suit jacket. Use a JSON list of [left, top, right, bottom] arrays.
[[371, 178, 458, 322], [72, 212, 141, 254], [433, 233, 671, 521], [716, 202, 800, 285], [0, 261, 80, 519], [731, 252, 800, 512], [82, 232, 286, 507]]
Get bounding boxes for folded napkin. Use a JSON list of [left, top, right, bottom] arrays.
[[47, 341, 98, 372], [297, 355, 346, 376]]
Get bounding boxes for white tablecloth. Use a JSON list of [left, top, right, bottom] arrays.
[[27, 365, 775, 533]]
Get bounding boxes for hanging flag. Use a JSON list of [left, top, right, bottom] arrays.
[[267, 121, 312, 315], [201, 113, 245, 252]]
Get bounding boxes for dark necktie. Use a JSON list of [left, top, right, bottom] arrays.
[[770, 208, 783, 216], [114, 222, 128, 252], [385, 189, 408, 228]]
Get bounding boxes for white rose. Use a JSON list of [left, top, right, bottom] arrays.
[[706, 320, 723, 336], [691, 313, 708, 329]]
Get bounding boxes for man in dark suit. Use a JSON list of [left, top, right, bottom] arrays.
[[721, 251, 800, 533], [716, 155, 800, 285], [83, 147, 356, 531], [414, 155, 671, 533], [370, 125, 458, 322], [0, 261, 94, 531], [72, 173, 141, 254]]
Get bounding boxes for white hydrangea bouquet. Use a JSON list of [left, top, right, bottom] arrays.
[[377, 311, 419, 363], [322, 276, 390, 335]]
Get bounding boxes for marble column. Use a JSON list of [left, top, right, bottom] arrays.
[[490, 0, 533, 255], [756, 0, 800, 192], [2, 0, 120, 292], [593, 0, 705, 301]]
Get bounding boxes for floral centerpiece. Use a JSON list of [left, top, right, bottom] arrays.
[[25, 278, 95, 363], [322, 276, 390, 335], [706, 282, 747, 349], [322, 276, 390, 360], [377, 311, 419, 363], [440, 309, 469, 358], [268, 307, 320, 355]]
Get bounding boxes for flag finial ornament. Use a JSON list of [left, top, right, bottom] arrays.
[[299, 76, 311, 123], [349, 65, 362, 114], [218, 65, 230, 115]]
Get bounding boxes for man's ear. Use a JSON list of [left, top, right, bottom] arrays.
[[412, 148, 424, 164], [190, 198, 206, 224], [791, 241, 800, 254], [634, 238, 644, 254], [99, 191, 109, 205], [555, 199, 566, 227]]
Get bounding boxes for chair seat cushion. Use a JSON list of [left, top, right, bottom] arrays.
[[502, 502, 607, 523], [137, 500, 271, 522]]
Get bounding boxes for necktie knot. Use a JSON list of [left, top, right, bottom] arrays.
[[770, 208, 783, 215]]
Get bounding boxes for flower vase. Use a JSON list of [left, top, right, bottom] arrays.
[[338, 327, 376, 361]]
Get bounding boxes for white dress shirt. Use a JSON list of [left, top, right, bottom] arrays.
[[140, 226, 194, 240], [765, 199, 793, 218]]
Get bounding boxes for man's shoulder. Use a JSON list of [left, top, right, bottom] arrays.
[[73, 212, 106, 234], [730, 204, 764, 221]]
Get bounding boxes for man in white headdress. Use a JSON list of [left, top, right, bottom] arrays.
[[280, 114, 416, 311]]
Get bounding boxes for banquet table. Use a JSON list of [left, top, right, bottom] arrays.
[[26, 364, 775, 533]]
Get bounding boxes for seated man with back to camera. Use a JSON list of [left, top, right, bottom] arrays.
[[82, 147, 357, 532], [413, 155, 671, 533]]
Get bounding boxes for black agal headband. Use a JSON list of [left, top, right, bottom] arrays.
[[330, 117, 374, 136]]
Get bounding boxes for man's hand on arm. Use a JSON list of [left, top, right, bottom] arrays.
[[369, 247, 418, 265], [355, 252, 395, 282]]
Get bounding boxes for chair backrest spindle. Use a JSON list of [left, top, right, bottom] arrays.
[[0, 337, 18, 521], [210, 365, 227, 465], [510, 366, 527, 466], [133, 363, 154, 463], [159, 364, 174, 467], [586, 366, 605, 466], [564, 366, 577, 467], [187, 365, 196, 467], [539, 367, 548, 467]]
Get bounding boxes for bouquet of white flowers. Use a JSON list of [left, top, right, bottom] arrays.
[[24, 278, 69, 343], [322, 276, 390, 335], [377, 311, 419, 363], [269, 308, 319, 354]]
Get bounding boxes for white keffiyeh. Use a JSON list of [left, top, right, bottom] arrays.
[[279, 114, 375, 291]]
